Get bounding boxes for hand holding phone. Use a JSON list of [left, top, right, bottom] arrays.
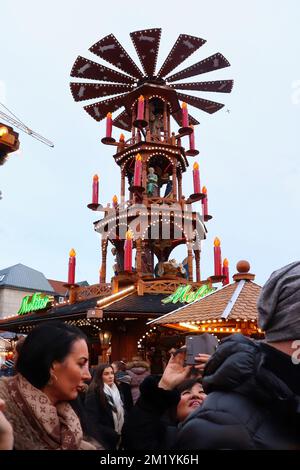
[[185, 333, 218, 365]]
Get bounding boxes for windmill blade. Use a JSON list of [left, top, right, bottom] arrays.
[[89, 34, 143, 79], [130, 28, 161, 77], [70, 56, 135, 84], [113, 110, 132, 131], [70, 82, 133, 102], [157, 34, 206, 78], [172, 110, 200, 127], [170, 79, 234, 93], [166, 53, 230, 83], [84, 94, 129, 121], [177, 92, 224, 114]]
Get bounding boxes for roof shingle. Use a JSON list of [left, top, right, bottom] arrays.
[[151, 281, 261, 325]]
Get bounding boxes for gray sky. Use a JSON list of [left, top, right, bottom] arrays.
[[1, 0, 300, 287]]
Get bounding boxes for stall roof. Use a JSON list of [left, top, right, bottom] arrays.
[[0, 292, 178, 333], [148, 280, 261, 325], [103, 293, 178, 316]]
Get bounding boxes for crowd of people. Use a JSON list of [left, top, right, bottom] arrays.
[[0, 261, 299, 450]]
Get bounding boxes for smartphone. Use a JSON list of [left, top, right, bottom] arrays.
[[185, 333, 218, 365]]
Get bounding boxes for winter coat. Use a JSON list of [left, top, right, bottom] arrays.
[[176, 334, 300, 450], [84, 389, 122, 450], [126, 360, 150, 403], [122, 374, 180, 450]]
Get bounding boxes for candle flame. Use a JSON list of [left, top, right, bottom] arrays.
[[136, 153, 142, 161], [69, 248, 76, 257], [113, 195, 118, 204], [138, 95, 144, 102], [119, 133, 125, 141], [125, 230, 134, 240], [223, 258, 229, 267], [202, 186, 207, 194], [93, 174, 99, 181], [193, 162, 199, 171], [106, 112, 112, 118], [181, 102, 187, 109], [0, 126, 8, 137], [214, 237, 221, 247]]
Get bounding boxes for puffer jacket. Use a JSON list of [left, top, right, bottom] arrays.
[[126, 360, 150, 403], [176, 334, 300, 450], [122, 375, 180, 450]]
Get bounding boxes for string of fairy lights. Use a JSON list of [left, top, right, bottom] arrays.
[[137, 326, 157, 349]]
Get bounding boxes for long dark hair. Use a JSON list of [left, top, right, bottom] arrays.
[[87, 363, 115, 407], [16, 321, 87, 389]]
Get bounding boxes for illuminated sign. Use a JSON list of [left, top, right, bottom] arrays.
[[18, 293, 53, 315], [161, 284, 215, 304]]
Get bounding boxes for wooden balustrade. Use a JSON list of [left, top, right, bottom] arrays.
[[137, 279, 209, 295], [76, 283, 112, 301]]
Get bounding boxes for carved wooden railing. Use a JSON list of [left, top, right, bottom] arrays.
[[76, 283, 112, 302], [146, 197, 176, 205], [137, 279, 208, 295]]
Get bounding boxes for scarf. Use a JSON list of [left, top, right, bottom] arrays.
[[8, 374, 84, 450], [104, 383, 124, 434]]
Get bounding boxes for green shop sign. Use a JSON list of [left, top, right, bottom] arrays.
[[18, 293, 53, 315], [161, 284, 215, 305]]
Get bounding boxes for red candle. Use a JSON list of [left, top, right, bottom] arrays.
[[112, 195, 118, 209], [92, 174, 99, 204], [193, 162, 201, 194], [137, 95, 145, 120], [133, 153, 142, 186], [181, 102, 189, 127], [106, 112, 112, 138], [222, 258, 230, 285], [214, 237, 222, 276], [68, 248, 76, 284], [124, 230, 133, 272], [117, 133, 125, 152], [202, 186, 208, 217], [189, 125, 195, 150]]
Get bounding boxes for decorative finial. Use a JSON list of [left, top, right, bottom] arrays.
[[236, 260, 250, 273]]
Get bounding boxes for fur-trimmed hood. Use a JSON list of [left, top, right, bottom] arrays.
[[126, 360, 150, 372]]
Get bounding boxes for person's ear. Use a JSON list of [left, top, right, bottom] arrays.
[[50, 361, 60, 375]]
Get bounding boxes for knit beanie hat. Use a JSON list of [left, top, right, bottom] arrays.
[[257, 261, 300, 342]]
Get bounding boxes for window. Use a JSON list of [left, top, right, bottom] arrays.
[[0, 275, 5, 282]]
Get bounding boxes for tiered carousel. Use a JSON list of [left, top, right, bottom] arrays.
[[0, 28, 242, 365], [70, 27, 233, 285]]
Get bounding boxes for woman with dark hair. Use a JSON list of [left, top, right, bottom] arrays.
[[122, 350, 208, 450], [0, 321, 98, 450], [85, 364, 125, 450]]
